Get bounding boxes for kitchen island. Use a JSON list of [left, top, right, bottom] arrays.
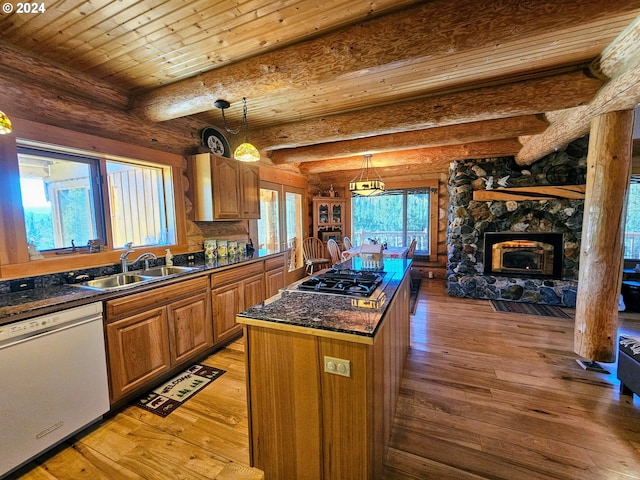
[[236, 258, 411, 480]]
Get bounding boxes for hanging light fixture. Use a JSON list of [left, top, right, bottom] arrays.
[[214, 97, 260, 162], [349, 154, 385, 196], [0, 111, 12, 134]]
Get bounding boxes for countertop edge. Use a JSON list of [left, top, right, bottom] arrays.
[[0, 249, 288, 324], [236, 315, 375, 345]]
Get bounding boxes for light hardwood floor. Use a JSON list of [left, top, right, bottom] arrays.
[[11, 280, 640, 479]]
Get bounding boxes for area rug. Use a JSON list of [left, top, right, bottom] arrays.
[[490, 300, 572, 319], [410, 278, 421, 315], [135, 364, 226, 417]]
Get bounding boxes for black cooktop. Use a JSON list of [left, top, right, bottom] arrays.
[[297, 268, 385, 297]]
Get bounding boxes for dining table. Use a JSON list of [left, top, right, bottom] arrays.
[[341, 245, 409, 261]]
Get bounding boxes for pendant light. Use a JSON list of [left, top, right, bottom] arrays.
[[214, 98, 260, 162], [0, 111, 12, 134], [349, 154, 385, 196]]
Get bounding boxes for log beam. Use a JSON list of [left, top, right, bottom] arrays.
[[131, 0, 640, 122], [255, 71, 601, 151], [0, 40, 130, 110], [270, 115, 548, 164], [298, 139, 522, 175], [574, 110, 634, 362], [517, 16, 640, 165], [0, 68, 205, 156]]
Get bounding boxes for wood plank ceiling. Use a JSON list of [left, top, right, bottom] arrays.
[[1, 0, 639, 181]]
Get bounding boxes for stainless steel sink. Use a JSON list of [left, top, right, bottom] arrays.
[[77, 273, 154, 291], [139, 266, 199, 277], [74, 266, 199, 291]]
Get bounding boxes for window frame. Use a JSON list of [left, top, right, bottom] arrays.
[[15, 139, 178, 257], [350, 179, 439, 261], [17, 145, 107, 252], [624, 179, 640, 260], [257, 180, 305, 273], [0, 120, 187, 279]]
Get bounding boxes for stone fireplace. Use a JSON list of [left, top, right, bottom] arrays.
[[484, 232, 563, 279], [446, 137, 588, 307]]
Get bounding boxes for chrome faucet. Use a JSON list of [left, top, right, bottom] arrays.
[[120, 243, 157, 272], [120, 243, 135, 273], [134, 252, 158, 270]]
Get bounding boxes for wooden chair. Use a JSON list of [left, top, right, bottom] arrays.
[[342, 236, 353, 250], [407, 238, 418, 288], [327, 239, 342, 266], [407, 238, 417, 259], [302, 237, 331, 275]]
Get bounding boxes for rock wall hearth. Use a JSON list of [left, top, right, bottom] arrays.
[[446, 137, 588, 307]]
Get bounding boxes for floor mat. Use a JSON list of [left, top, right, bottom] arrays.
[[135, 364, 225, 417], [490, 300, 572, 318]]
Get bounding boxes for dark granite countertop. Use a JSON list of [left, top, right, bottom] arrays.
[[237, 258, 411, 343], [0, 248, 286, 325]]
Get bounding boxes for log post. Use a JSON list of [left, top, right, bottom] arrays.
[[574, 109, 634, 362]]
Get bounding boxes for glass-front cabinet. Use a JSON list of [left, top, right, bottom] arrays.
[[312, 197, 346, 245]]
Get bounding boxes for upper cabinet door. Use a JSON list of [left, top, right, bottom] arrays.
[[190, 153, 260, 220], [240, 164, 260, 219], [212, 156, 242, 219]]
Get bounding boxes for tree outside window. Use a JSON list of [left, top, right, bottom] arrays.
[[351, 188, 431, 254]]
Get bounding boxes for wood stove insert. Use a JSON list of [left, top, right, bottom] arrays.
[[484, 232, 563, 279]]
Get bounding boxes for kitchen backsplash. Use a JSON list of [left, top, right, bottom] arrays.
[[0, 251, 205, 295]]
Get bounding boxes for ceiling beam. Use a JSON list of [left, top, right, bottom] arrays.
[[269, 115, 547, 164], [516, 15, 640, 165], [130, 0, 639, 122], [253, 70, 601, 151], [298, 139, 522, 175], [0, 39, 130, 110], [0, 67, 203, 156], [310, 162, 449, 188]]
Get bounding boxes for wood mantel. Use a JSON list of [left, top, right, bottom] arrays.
[[472, 185, 586, 201]]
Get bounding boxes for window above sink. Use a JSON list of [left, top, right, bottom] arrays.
[[17, 142, 177, 254]]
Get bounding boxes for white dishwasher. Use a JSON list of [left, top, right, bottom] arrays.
[[0, 302, 110, 477]]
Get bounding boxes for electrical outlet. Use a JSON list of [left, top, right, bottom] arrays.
[[324, 356, 351, 377]]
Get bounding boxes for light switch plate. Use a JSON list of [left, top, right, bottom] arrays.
[[324, 356, 351, 377]]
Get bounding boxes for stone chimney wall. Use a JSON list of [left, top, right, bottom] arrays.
[[446, 137, 589, 307]]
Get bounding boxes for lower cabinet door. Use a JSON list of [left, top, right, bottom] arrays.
[[265, 267, 285, 298], [244, 273, 266, 309], [212, 282, 243, 345], [167, 292, 213, 365], [106, 307, 171, 402]]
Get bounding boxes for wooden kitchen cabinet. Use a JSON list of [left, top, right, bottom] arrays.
[[211, 261, 265, 345], [167, 292, 212, 365], [106, 307, 171, 403], [264, 253, 286, 298], [312, 197, 346, 244], [190, 153, 260, 220], [105, 276, 212, 403], [211, 281, 243, 344], [239, 162, 260, 218]]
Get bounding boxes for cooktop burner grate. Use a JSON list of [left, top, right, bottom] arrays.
[[297, 268, 385, 297]]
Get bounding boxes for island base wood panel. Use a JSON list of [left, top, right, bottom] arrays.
[[244, 274, 410, 479]]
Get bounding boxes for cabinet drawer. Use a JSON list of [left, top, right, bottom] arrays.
[[106, 276, 209, 321], [265, 254, 285, 272], [211, 261, 264, 288]]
